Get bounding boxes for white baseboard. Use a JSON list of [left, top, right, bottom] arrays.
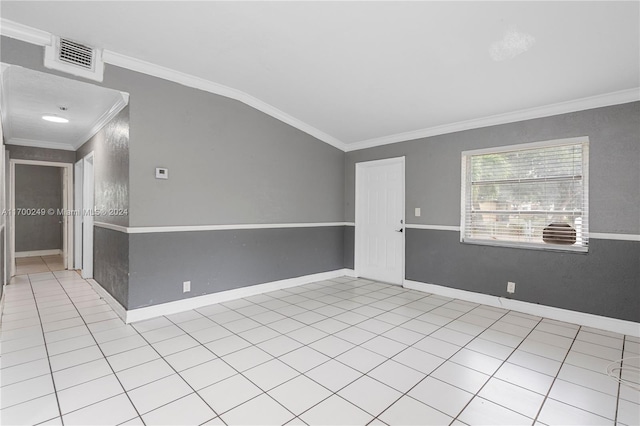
[[404, 280, 640, 338], [344, 269, 357, 278], [125, 268, 353, 323], [86, 278, 127, 323], [16, 249, 62, 258]]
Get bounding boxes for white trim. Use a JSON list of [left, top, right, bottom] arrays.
[[73, 92, 128, 149], [86, 278, 127, 322], [405, 224, 460, 232], [93, 221, 352, 234], [404, 279, 640, 338], [345, 90, 640, 152], [4, 18, 637, 153], [590, 233, 640, 242], [404, 224, 639, 242], [125, 269, 352, 323], [6, 137, 75, 151], [343, 269, 357, 278], [0, 19, 51, 46], [345, 222, 355, 227], [460, 136, 589, 157], [15, 249, 62, 258], [0, 18, 345, 151]]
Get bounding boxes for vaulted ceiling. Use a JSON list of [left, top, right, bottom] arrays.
[[1, 1, 638, 151]]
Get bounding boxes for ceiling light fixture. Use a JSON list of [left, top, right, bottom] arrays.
[[42, 115, 69, 123]]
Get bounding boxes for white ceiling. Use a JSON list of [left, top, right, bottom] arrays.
[[1, 64, 128, 151], [1, 1, 638, 150]]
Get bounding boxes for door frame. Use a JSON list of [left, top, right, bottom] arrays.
[[80, 152, 94, 279], [9, 159, 74, 276], [354, 156, 406, 285]]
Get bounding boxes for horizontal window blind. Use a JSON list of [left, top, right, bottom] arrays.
[[461, 139, 589, 251]]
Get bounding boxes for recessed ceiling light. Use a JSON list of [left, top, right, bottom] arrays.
[[42, 115, 69, 123]]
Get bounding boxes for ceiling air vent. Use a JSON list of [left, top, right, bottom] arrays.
[[44, 36, 104, 82]]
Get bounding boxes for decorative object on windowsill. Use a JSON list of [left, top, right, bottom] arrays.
[[542, 222, 576, 245]]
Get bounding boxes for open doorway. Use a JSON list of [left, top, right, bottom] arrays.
[[10, 159, 74, 275]]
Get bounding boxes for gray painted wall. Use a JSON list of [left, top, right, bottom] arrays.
[[407, 229, 640, 322], [346, 102, 640, 234], [15, 164, 63, 252], [128, 227, 345, 309], [6, 144, 76, 164], [93, 226, 129, 308], [1, 37, 345, 228], [77, 106, 130, 227], [346, 102, 640, 321]]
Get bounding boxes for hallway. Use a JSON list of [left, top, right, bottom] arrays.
[[15, 255, 65, 275]]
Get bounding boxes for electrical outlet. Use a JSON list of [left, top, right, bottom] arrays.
[[183, 281, 191, 293], [507, 281, 516, 293]]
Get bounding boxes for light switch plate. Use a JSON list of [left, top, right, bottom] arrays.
[[415, 207, 421, 217]]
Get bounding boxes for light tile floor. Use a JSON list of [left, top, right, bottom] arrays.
[[15, 255, 65, 276], [1, 272, 638, 425]]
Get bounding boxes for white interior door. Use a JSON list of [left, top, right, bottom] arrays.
[[355, 157, 405, 285], [81, 153, 94, 279], [74, 159, 83, 270]]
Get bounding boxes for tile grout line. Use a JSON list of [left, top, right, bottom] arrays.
[[530, 325, 582, 425], [51, 271, 146, 425]]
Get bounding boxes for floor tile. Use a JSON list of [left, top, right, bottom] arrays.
[[379, 395, 453, 426], [367, 360, 426, 393], [305, 359, 362, 392], [309, 335, 355, 358], [269, 375, 332, 415], [205, 334, 251, 357], [57, 374, 124, 414], [49, 345, 104, 372], [142, 393, 216, 425], [107, 345, 160, 372], [478, 377, 544, 418], [337, 375, 402, 417], [258, 335, 303, 357], [164, 345, 217, 371], [299, 395, 373, 426], [431, 361, 490, 394], [458, 397, 532, 425], [548, 379, 617, 420], [127, 374, 192, 414], [1, 374, 55, 409], [151, 334, 199, 357], [336, 346, 387, 373], [244, 359, 300, 391], [62, 394, 138, 425], [0, 393, 60, 426], [537, 398, 613, 425], [409, 376, 472, 418], [1, 358, 51, 387], [53, 358, 113, 390], [493, 362, 554, 395], [221, 394, 294, 426], [278, 346, 330, 373], [116, 358, 174, 391], [198, 374, 262, 414], [222, 345, 273, 371], [391, 347, 444, 375], [450, 348, 503, 375], [179, 358, 236, 390]]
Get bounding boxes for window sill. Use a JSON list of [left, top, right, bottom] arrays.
[[460, 237, 589, 253]]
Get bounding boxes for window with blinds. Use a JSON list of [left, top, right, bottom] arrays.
[[461, 137, 589, 252]]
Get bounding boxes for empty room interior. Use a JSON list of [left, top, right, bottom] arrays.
[[0, 2, 638, 426]]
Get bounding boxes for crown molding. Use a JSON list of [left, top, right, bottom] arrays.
[[73, 91, 129, 149], [0, 18, 346, 151], [0, 19, 50, 46], [3, 18, 638, 154], [345, 88, 640, 152], [7, 137, 75, 151]]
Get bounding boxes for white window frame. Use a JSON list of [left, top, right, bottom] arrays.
[[460, 136, 589, 253]]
